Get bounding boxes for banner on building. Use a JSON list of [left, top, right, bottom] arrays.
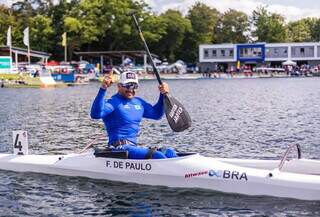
[[0, 56, 12, 74]]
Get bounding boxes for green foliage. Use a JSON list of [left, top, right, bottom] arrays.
[[215, 9, 249, 43], [252, 6, 287, 42], [287, 19, 312, 42], [30, 15, 54, 51], [0, 1, 319, 64], [157, 10, 191, 62], [310, 18, 320, 41], [0, 5, 11, 45], [187, 2, 220, 43], [64, 17, 81, 33], [179, 2, 220, 62]]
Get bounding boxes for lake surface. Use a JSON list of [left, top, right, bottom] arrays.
[[1, 77, 320, 216]]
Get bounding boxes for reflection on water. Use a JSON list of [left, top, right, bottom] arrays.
[[1, 77, 320, 216], [0, 172, 319, 216]]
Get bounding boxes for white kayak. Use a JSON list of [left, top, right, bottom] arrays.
[[0, 143, 320, 201]]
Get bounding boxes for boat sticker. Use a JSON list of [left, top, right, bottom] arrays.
[[208, 170, 221, 177], [106, 160, 152, 171], [185, 171, 208, 178], [209, 169, 248, 181]]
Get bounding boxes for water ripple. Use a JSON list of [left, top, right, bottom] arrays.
[[1, 78, 320, 215]]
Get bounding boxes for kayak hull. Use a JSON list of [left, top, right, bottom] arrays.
[[0, 151, 320, 201]]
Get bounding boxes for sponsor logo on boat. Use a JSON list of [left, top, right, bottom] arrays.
[[208, 170, 221, 177], [106, 160, 152, 171], [185, 170, 208, 178], [209, 169, 248, 181]]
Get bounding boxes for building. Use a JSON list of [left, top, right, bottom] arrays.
[[0, 46, 51, 66], [74, 50, 158, 73], [199, 42, 320, 72]]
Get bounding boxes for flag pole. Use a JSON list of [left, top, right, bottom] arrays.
[[9, 45, 12, 62], [9, 27, 12, 58], [64, 43, 67, 62], [8, 1, 12, 71], [9, 44, 12, 74], [28, 45, 30, 65], [28, 28, 30, 65], [64, 32, 67, 62]]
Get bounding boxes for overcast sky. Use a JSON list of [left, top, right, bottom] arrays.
[[1, 0, 319, 22], [144, 0, 320, 22]]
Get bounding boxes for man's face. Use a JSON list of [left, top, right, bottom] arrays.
[[118, 82, 138, 99]]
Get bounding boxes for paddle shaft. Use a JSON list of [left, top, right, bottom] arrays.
[[131, 14, 162, 85], [130, 12, 192, 132]]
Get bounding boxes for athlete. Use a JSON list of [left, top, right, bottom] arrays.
[[90, 71, 177, 159]]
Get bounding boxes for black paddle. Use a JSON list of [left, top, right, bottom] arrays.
[[130, 12, 191, 132]]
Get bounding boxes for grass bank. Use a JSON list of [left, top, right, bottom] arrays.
[[0, 74, 67, 88]]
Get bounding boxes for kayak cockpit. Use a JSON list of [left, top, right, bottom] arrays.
[[93, 147, 196, 159], [94, 148, 128, 159]]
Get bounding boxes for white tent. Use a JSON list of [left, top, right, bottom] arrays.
[[282, 60, 297, 66], [153, 58, 162, 64]]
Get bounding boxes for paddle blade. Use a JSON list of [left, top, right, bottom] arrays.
[[164, 95, 191, 132]]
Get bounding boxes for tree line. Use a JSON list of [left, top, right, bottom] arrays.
[[1, 0, 320, 63]]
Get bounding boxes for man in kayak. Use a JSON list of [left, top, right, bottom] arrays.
[[90, 71, 177, 159]]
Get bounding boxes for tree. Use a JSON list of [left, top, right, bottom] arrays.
[[187, 2, 220, 42], [309, 18, 320, 41], [215, 9, 249, 43], [30, 15, 54, 51], [251, 6, 287, 43], [0, 5, 13, 45], [5, 1, 320, 63], [157, 10, 191, 62], [287, 19, 313, 42], [179, 2, 220, 62], [63, 0, 163, 52], [48, 0, 77, 60], [99, 0, 165, 52]]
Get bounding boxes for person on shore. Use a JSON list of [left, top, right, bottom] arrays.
[[90, 71, 177, 159]]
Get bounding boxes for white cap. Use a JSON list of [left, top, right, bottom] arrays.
[[119, 71, 139, 84]]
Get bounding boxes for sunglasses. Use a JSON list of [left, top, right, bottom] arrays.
[[120, 82, 139, 90]]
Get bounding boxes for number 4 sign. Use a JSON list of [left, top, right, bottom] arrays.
[[12, 131, 28, 155]]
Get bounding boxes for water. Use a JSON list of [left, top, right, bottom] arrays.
[[1, 77, 320, 216]]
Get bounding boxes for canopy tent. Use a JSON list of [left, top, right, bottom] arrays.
[[74, 50, 159, 74], [47, 60, 59, 66], [282, 60, 297, 66], [153, 58, 162, 64]]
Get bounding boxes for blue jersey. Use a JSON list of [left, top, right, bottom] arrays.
[[91, 88, 164, 145]]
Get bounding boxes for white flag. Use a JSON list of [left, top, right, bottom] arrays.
[[6, 26, 11, 47], [23, 27, 29, 46]]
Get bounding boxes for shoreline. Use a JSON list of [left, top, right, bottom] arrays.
[[138, 72, 316, 80], [0, 74, 68, 88], [1, 72, 318, 89]]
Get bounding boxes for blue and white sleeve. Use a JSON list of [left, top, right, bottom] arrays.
[[90, 88, 115, 119], [141, 94, 164, 120]]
